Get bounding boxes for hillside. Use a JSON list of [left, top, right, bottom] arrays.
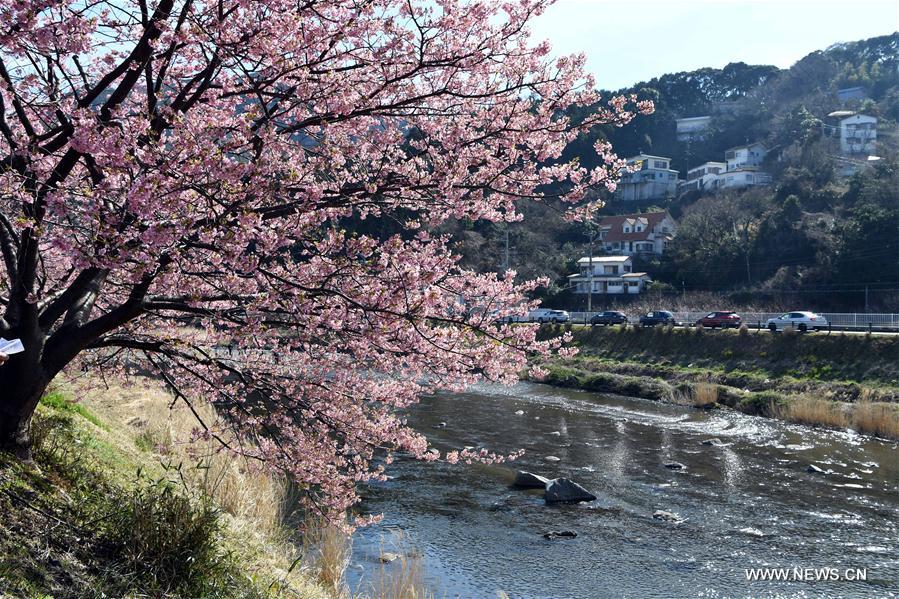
[[445, 33, 899, 311]]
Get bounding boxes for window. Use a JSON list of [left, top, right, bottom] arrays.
[[624, 226, 630, 233], [652, 160, 667, 169], [624, 265, 632, 273]]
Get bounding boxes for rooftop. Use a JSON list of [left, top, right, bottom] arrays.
[[577, 255, 632, 264]]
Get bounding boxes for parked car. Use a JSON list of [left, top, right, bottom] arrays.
[[528, 308, 571, 323], [639, 310, 676, 327], [766, 311, 828, 332], [590, 311, 629, 326], [696, 311, 742, 329]]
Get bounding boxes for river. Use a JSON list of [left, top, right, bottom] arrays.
[[348, 382, 899, 598]]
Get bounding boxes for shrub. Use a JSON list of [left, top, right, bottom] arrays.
[[100, 480, 240, 597], [721, 348, 734, 360], [739, 391, 783, 417], [738, 324, 750, 337]]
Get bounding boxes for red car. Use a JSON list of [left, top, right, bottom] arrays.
[[696, 311, 742, 329]]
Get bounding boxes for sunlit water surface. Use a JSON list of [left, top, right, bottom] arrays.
[[348, 383, 899, 598]]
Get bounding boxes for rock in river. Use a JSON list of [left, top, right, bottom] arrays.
[[701, 438, 723, 446], [380, 552, 400, 563], [545, 478, 597, 504], [664, 461, 686, 470], [806, 464, 826, 474], [543, 530, 578, 539], [544, 455, 562, 463], [513, 471, 551, 489], [652, 510, 683, 523]]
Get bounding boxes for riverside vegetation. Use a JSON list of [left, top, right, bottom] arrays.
[[535, 324, 899, 440], [0, 378, 431, 599]]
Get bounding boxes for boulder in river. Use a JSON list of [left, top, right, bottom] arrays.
[[513, 471, 550, 489], [543, 530, 578, 539], [515, 410, 525, 415], [380, 552, 400, 563], [664, 461, 686, 470], [431, 421, 447, 429], [544, 455, 562, 463], [652, 510, 683, 523], [701, 438, 724, 446], [805, 464, 826, 474], [545, 478, 597, 504]]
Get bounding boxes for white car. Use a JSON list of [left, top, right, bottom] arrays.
[[527, 309, 571, 324], [766, 311, 828, 332]]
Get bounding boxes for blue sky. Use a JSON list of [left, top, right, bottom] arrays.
[[531, 0, 899, 90]]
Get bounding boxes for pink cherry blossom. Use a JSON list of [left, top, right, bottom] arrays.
[[0, 0, 648, 525]]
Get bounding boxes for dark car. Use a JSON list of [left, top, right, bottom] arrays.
[[696, 311, 742, 329], [590, 311, 629, 326], [639, 310, 676, 327]]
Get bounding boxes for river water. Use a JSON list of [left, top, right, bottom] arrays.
[[348, 383, 899, 598]]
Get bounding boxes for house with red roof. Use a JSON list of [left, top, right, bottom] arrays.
[[597, 211, 676, 257]]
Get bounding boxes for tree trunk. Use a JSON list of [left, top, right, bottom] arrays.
[[0, 360, 49, 461]]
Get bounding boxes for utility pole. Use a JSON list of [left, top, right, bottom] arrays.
[[865, 285, 869, 313]]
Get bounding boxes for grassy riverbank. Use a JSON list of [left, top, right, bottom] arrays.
[[535, 325, 899, 439], [0, 379, 338, 599]]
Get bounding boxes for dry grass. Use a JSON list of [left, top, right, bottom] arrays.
[[770, 394, 899, 440], [852, 400, 899, 439], [367, 531, 432, 599], [298, 518, 352, 598], [771, 396, 850, 429], [692, 382, 719, 408]]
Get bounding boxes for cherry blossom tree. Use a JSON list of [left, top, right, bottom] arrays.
[[0, 0, 650, 520]]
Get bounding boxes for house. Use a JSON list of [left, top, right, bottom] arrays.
[[568, 256, 652, 295], [840, 114, 877, 155], [836, 86, 867, 102], [721, 142, 771, 188], [596, 211, 676, 257], [614, 154, 680, 202], [679, 162, 726, 193], [725, 142, 766, 171], [676, 116, 712, 142]]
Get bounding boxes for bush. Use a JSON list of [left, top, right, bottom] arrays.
[[100, 480, 242, 598], [739, 391, 783, 417], [738, 324, 750, 337]]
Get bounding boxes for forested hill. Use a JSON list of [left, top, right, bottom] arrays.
[[443, 32, 899, 311], [564, 32, 899, 175]]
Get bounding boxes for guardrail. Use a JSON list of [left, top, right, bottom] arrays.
[[566, 311, 899, 332]]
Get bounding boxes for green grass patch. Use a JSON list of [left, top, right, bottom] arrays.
[[40, 390, 107, 430]]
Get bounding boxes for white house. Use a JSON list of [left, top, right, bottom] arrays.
[[676, 116, 712, 142], [721, 142, 771, 189], [597, 211, 676, 257], [679, 162, 726, 193], [568, 256, 652, 295], [615, 154, 680, 202], [840, 114, 877, 155], [725, 142, 766, 171]]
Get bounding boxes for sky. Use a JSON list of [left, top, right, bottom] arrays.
[[531, 0, 899, 90]]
